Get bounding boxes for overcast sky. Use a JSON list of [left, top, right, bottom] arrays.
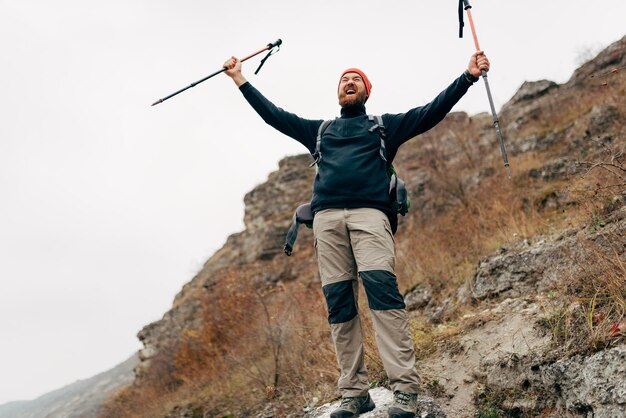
[[1, 0, 624, 405]]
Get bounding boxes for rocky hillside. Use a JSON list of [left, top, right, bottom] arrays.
[[100, 36, 625, 417]]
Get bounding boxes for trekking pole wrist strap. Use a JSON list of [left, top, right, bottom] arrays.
[[463, 69, 480, 84]]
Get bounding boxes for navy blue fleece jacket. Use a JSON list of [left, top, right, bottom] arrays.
[[239, 73, 473, 215]]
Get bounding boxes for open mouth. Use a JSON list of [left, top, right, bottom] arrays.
[[345, 88, 356, 95]]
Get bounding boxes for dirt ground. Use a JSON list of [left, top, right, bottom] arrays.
[[418, 298, 551, 417]]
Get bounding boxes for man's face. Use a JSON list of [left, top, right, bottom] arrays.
[[338, 72, 368, 107]]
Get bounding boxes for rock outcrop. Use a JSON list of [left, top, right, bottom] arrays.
[[481, 345, 626, 418], [467, 205, 625, 301], [134, 153, 318, 380]]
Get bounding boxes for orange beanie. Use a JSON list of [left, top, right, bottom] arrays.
[[339, 68, 372, 97]]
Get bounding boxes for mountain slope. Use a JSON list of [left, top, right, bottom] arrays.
[[99, 35, 626, 417]]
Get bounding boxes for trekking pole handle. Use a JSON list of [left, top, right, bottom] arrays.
[[464, 7, 482, 51], [268, 38, 282, 49], [240, 39, 282, 63]]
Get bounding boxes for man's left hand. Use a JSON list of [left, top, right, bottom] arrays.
[[468, 51, 490, 77]]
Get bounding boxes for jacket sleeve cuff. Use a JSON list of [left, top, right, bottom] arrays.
[[239, 81, 251, 92], [463, 70, 480, 85]]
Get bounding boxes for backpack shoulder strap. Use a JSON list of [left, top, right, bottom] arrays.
[[310, 119, 334, 167], [367, 115, 388, 163], [368, 114, 384, 129]]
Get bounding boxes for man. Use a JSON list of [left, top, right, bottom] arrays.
[[223, 51, 489, 418]]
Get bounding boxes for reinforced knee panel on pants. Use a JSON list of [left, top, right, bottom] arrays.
[[360, 270, 406, 310], [323, 280, 358, 324]]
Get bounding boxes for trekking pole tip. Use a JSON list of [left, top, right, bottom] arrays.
[[151, 99, 163, 107], [505, 165, 512, 179]]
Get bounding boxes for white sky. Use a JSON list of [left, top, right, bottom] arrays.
[[0, 0, 624, 404]]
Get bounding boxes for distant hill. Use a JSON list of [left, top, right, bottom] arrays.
[[0, 354, 137, 418]]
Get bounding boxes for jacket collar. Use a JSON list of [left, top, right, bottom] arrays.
[[340, 103, 366, 119]]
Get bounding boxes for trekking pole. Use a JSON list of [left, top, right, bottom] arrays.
[[151, 38, 282, 106], [458, 0, 511, 179]]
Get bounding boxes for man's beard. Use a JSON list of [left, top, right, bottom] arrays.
[[339, 91, 367, 108]]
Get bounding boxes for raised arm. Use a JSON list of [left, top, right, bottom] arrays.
[[384, 51, 490, 151], [223, 57, 321, 153]]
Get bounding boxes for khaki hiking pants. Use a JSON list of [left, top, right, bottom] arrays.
[[313, 208, 421, 397]]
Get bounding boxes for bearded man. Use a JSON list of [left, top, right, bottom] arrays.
[[223, 50, 489, 418]]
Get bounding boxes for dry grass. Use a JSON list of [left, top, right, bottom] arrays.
[[100, 269, 341, 417], [538, 200, 626, 356], [536, 126, 626, 355]]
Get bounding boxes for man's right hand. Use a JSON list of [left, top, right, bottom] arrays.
[[223, 56, 247, 87]]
